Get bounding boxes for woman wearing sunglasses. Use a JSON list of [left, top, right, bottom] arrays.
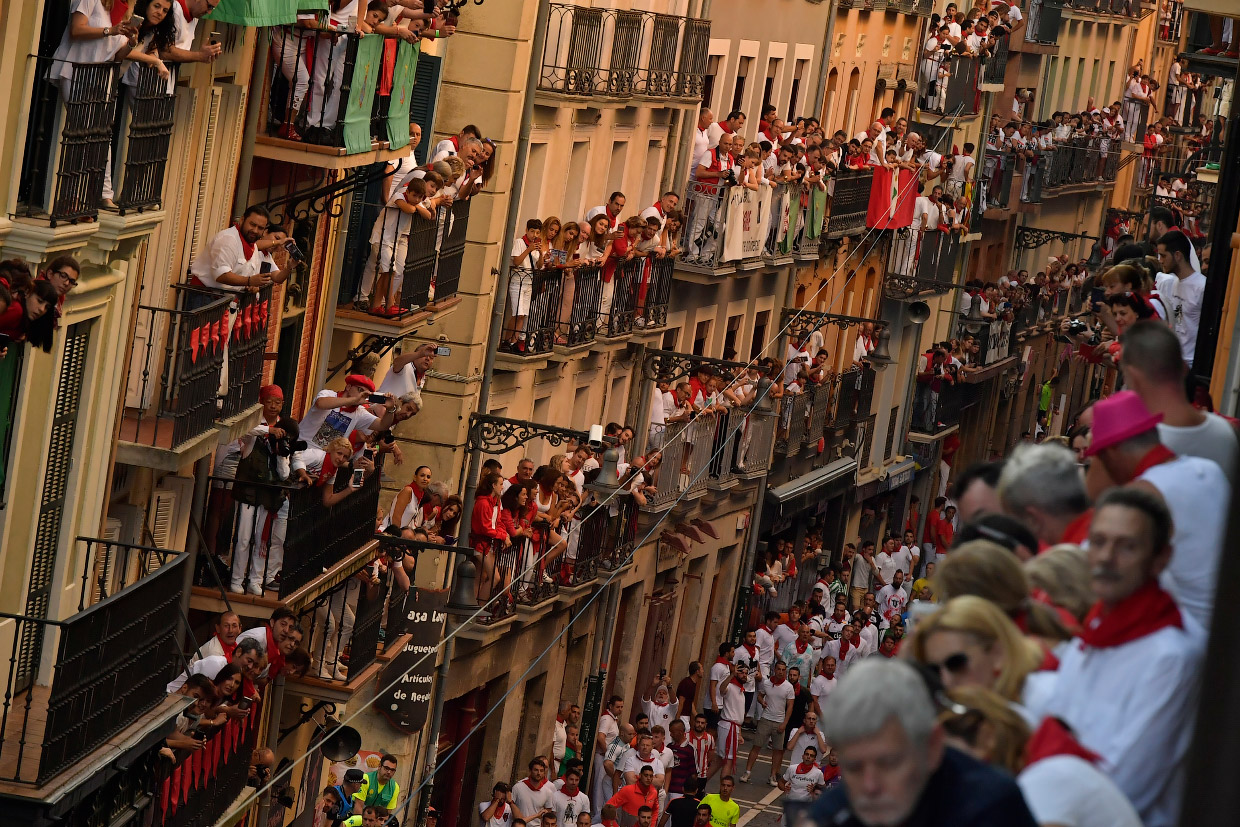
[[906, 595, 1049, 711]]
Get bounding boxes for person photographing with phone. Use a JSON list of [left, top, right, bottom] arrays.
[[188, 205, 296, 297]]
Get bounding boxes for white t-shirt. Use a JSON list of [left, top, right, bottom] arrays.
[[1155, 271, 1207, 366], [890, 546, 914, 578], [511, 234, 542, 269], [874, 551, 897, 585], [782, 763, 825, 802], [1158, 415, 1239, 486], [692, 127, 711, 172], [166, 654, 228, 692], [809, 673, 836, 712], [642, 698, 680, 733], [754, 626, 776, 676], [875, 584, 909, 626], [298, 390, 379, 450], [550, 788, 592, 827], [584, 206, 622, 232], [785, 726, 825, 760], [733, 646, 761, 692], [511, 779, 554, 827], [1017, 755, 1142, 827], [708, 661, 732, 710], [479, 801, 515, 827], [758, 678, 796, 723], [620, 752, 666, 778]]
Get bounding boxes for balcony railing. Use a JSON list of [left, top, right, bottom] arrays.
[[206, 468, 382, 599], [539, 4, 709, 99], [886, 229, 963, 294], [680, 180, 729, 269], [121, 288, 231, 451], [1158, 0, 1184, 41], [826, 169, 874, 239], [775, 392, 811, 455], [919, 54, 981, 116], [1025, 0, 1066, 44], [1067, 0, 1149, 22], [298, 546, 393, 682], [151, 703, 259, 827], [265, 24, 386, 152], [983, 150, 1018, 210], [220, 285, 272, 420], [912, 380, 963, 433], [116, 63, 177, 214], [1120, 96, 1150, 142], [17, 56, 120, 225], [0, 540, 185, 785], [1032, 138, 1123, 195], [982, 31, 1010, 85]]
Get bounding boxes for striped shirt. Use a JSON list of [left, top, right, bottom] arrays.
[[687, 730, 715, 777], [668, 739, 695, 793]]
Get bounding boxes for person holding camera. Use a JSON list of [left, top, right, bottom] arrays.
[[229, 385, 300, 595], [300, 374, 400, 451]]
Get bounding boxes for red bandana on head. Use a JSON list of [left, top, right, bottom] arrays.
[[1079, 580, 1182, 649]]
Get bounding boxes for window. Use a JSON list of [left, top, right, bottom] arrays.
[[642, 140, 663, 207], [731, 57, 751, 113], [762, 58, 781, 115], [723, 315, 743, 361], [704, 55, 721, 110], [885, 406, 900, 460], [563, 141, 591, 223], [750, 310, 769, 359], [788, 59, 808, 121], [0, 348, 23, 503], [606, 141, 629, 200], [572, 386, 591, 429], [662, 328, 680, 350], [519, 142, 548, 222], [693, 319, 712, 356]]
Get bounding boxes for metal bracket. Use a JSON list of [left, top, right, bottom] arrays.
[[466, 413, 589, 454], [277, 700, 337, 744], [779, 308, 884, 341], [883, 275, 968, 301], [642, 348, 751, 381], [1013, 225, 1099, 251]]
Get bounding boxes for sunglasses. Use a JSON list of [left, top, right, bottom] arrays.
[[926, 652, 970, 677]]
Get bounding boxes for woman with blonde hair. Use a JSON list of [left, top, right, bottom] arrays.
[[1024, 544, 1093, 623], [934, 539, 1077, 644], [907, 595, 1046, 703], [939, 686, 1142, 827]]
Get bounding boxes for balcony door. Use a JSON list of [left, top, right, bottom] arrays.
[[19, 321, 93, 688]]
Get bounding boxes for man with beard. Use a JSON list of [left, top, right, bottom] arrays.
[[189, 205, 294, 294], [808, 659, 1037, 826]]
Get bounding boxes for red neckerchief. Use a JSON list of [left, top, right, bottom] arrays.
[[1036, 645, 1060, 672], [714, 656, 730, 666], [838, 638, 851, 659], [771, 677, 786, 687], [1079, 580, 1183, 649], [742, 643, 757, 658], [335, 390, 360, 413], [174, 0, 194, 23], [216, 635, 238, 660], [491, 802, 507, 820], [409, 481, 425, 503], [688, 376, 710, 404], [652, 201, 665, 217], [450, 135, 460, 151], [315, 451, 340, 487], [265, 626, 286, 676], [1059, 510, 1093, 546], [880, 646, 896, 658], [521, 233, 532, 248], [781, 620, 800, 634], [718, 121, 734, 134], [759, 624, 773, 634], [521, 778, 547, 791], [730, 677, 745, 691], [233, 224, 256, 261], [1024, 717, 1100, 766], [795, 762, 814, 774], [1130, 444, 1177, 481], [792, 640, 809, 655]]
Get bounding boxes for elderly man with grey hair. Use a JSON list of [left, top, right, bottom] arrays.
[[803, 659, 1036, 827], [996, 442, 1092, 548]]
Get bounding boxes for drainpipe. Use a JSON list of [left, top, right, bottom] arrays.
[[671, 0, 710, 195], [419, 1, 552, 820], [233, 27, 271, 219], [254, 674, 286, 827], [811, 1, 838, 122], [727, 378, 774, 637]]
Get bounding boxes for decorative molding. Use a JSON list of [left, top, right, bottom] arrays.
[[467, 413, 589, 454], [1013, 225, 1099, 251], [641, 348, 750, 381]]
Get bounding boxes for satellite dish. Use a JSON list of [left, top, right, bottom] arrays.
[[908, 302, 931, 324], [321, 725, 363, 763]]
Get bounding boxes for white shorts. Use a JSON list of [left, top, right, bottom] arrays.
[[508, 270, 533, 316], [717, 720, 740, 760]]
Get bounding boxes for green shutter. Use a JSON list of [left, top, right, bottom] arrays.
[[0, 347, 24, 501], [408, 51, 442, 166]]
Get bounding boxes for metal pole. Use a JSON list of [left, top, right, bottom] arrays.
[[810, 0, 838, 122], [233, 27, 271, 219], [254, 674, 286, 827], [727, 378, 775, 637], [1189, 58, 1240, 395], [419, 2, 553, 819], [671, 0, 710, 196]]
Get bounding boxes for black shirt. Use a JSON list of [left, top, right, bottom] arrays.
[[666, 793, 702, 827], [784, 685, 813, 735], [804, 747, 1038, 827]]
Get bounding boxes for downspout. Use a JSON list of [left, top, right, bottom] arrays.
[[233, 27, 271, 219], [419, 1, 552, 821], [671, 0, 711, 195]]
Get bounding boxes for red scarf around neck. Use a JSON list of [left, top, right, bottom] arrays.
[[718, 121, 734, 134], [795, 762, 815, 774], [1130, 444, 1176, 481], [792, 640, 809, 655], [335, 390, 360, 413], [174, 0, 194, 23], [759, 624, 773, 634], [838, 638, 852, 659], [1024, 717, 1100, 766], [233, 224, 256, 260], [715, 656, 731, 666], [730, 677, 745, 691], [1079, 580, 1182, 649], [742, 643, 757, 658], [522, 777, 547, 791]]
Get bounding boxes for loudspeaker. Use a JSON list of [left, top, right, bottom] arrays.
[[321, 725, 363, 762], [908, 301, 931, 324]]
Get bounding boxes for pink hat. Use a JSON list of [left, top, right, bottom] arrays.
[[1083, 391, 1163, 457]]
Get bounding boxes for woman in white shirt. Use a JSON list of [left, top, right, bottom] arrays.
[[939, 686, 1142, 827]]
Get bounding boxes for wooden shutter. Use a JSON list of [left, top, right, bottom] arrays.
[[409, 52, 442, 166]]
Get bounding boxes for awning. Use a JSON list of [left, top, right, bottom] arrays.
[[208, 0, 328, 27], [766, 458, 857, 516], [880, 458, 917, 491]]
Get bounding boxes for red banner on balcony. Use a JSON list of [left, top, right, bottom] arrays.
[[866, 167, 915, 229]]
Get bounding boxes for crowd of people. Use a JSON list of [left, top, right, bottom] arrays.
[[0, 254, 80, 355], [919, 1, 1024, 112]]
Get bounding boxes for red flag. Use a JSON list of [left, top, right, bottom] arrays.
[[190, 327, 200, 363], [244, 302, 254, 338], [210, 319, 220, 350], [866, 167, 916, 230]]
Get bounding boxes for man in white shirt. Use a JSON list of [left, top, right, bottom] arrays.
[[740, 661, 796, 786], [298, 375, 383, 450], [512, 759, 556, 827], [1122, 321, 1239, 486], [594, 722, 634, 818], [708, 661, 746, 780], [754, 612, 778, 681], [706, 111, 746, 150], [622, 734, 667, 787], [779, 746, 825, 802], [733, 629, 761, 725], [895, 530, 919, 578], [166, 637, 264, 693], [784, 711, 827, 766], [586, 192, 627, 232], [551, 768, 591, 827], [809, 657, 837, 718], [706, 642, 734, 728], [188, 206, 293, 294], [873, 537, 899, 586], [690, 107, 714, 173], [432, 124, 480, 160], [1154, 230, 1207, 367], [1022, 488, 1203, 827], [875, 571, 909, 628]]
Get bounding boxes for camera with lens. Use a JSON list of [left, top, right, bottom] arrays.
[[1056, 318, 1091, 344], [268, 434, 308, 458], [721, 168, 739, 187]]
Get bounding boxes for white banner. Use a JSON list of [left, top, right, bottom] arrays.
[[722, 186, 771, 262]]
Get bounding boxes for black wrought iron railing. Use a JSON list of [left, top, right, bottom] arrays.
[[601, 256, 642, 338], [265, 23, 382, 151], [17, 56, 120, 225], [116, 63, 177, 214], [680, 179, 729, 268], [982, 31, 1010, 85], [886, 229, 963, 295], [221, 285, 272, 420], [298, 553, 389, 681], [152, 697, 259, 827], [540, 4, 709, 99], [1024, 0, 1065, 44], [1068, 0, 1148, 22], [561, 263, 604, 346], [826, 169, 874, 239], [983, 150, 1018, 210], [919, 54, 980, 116], [121, 288, 231, 450], [776, 392, 811, 455], [831, 367, 863, 427], [503, 267, 564, 355], [0, 543, 185, 785]]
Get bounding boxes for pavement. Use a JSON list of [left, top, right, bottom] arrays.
[[702, 744, 792, 827]]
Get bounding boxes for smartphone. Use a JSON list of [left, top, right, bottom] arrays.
[[192, 729, 208, 742], [435, 345, 451, 356], [209, 32, 220, 46], [367, 393, 388, 404], [351, 468, 366, 488], [363, 447, 375, 461], [1090, 286, 1105, 306], [129, 15, 145, 28], [237, 697, 252, 711], [0, 333, 12, 348], [283, 239, 305, 261]]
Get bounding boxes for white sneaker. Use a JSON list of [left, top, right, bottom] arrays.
[[739, 771, 751, 783], [228, 585, 246, 595], [542, 572, 554, 584], [246, 582, 264, 596], [768, 776, 779, 787]]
